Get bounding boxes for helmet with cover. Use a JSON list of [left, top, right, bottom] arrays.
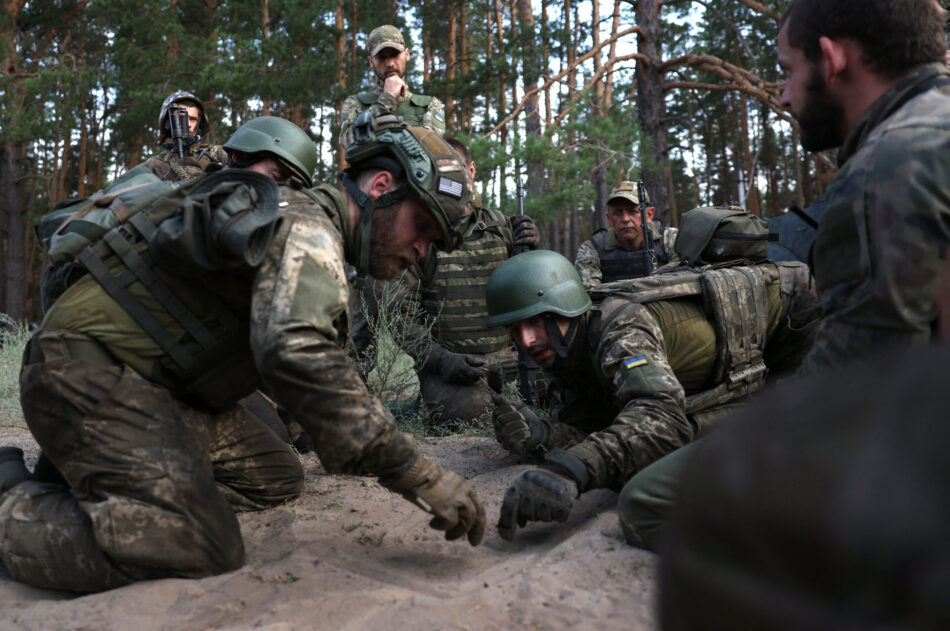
[[486, 250, 592, 328], [340, 111, 476, 277], [223, 116, 318, 188]]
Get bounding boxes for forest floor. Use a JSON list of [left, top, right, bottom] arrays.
[[0, 423, 659, 631]]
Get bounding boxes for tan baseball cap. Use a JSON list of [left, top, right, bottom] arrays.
[[367, 25, 407, 57], [607, 180, 651, 206]]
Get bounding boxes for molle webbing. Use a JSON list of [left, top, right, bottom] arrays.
[[589, 264, 776, 414], [423, 228, 510, 354], [591, 230, 651, 282], [77, 213, 242, 379]]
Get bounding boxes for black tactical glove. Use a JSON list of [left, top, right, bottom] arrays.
[[509, 215, 540, 251], [383, 454, 486, 546], [425, 343, 486, 384], [498, 448, 591, 541], [491, 394, 546, 455]]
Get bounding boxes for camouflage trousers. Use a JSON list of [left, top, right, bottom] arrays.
[[0, 329, 303, 593]]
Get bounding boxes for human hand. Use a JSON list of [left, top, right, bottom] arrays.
[[490, 394, 545, 455], [498, 467, 578, 541]]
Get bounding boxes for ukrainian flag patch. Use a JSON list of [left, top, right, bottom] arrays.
[[624, 356, 648, 369]]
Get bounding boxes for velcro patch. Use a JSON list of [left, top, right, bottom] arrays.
[[434, 112, 445, 122], [437, 177, 463, 199], [624, 356, 648, 369], [436, 158, 462, 173]]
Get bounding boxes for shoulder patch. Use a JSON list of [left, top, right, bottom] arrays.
[[624, 356, 648, 369]]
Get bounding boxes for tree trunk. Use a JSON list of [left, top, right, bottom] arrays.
[[2, 142, 27, 320], [517, 0, 542, 202], [634, 0, 671, 225]]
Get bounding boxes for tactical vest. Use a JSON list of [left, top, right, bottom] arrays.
[[357, 92, 433, 126], [589, 262, 805, 415], [53, 171, 285, 411], [421, 210, 512, 355], [591, 227, 667, 283]]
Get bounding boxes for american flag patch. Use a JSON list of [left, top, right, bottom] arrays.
[[437, 177, 463, 199], [624, 356, 648, 369]]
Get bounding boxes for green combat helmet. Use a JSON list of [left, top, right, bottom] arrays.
[[159, 90, 210, 138], [340, 110, 476, 279], [223, 116, 318, 188], [486, 250, 592, 328]]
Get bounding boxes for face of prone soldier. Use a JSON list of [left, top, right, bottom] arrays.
[[778, 23, 847, 152], [507, 315, 574, 368], [241, 155, 294, 184], [607, 198, 654, 250], [368, 196, 441, 280]]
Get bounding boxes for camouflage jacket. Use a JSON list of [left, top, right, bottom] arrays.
[[574, 224, 673, 289], [339, 87, 445, 150], [43, 180, 419, 480], [536, 263, 816, 491], [799, 63, 950, 375], [140, 137, 228, 182]]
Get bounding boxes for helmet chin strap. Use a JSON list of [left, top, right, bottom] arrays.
[[339, 170, 408, 288], [542, 313, 579, 367]]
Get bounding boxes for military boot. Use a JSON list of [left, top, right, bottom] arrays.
[[0, 447, 31, 495]]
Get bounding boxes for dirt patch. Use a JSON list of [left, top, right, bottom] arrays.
[[0, 427, 658, 631]]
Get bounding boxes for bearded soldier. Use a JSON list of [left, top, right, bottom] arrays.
[[484, 248, 819, 542], [140, 91, 229, 181], [339, 24, 445, 150], [0, 112, 483, 593]]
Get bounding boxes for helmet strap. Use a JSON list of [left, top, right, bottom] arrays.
[[339, 169, 409, 288], [543, 313, 579, 362]]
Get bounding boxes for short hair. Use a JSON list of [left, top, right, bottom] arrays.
[[444, 137, 471, 167], [781, 0, 945, 79]]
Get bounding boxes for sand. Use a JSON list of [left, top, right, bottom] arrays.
[[0, 426, 658, 631]]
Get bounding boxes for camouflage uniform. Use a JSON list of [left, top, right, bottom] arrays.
[[340, 88, 445, 150], [0, 180, 421, 592], [530, 262, 817, 492], [574, 224, 673, 289], [799, 62, 950, 375], [402, 206, 520, 422], [139, 137, 228, 182]]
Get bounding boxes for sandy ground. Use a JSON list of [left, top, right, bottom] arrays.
[[0, 425, 658, 631]]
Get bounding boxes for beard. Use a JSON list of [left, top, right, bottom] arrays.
[[797, 68, 846, 152], [368, 205, 416, 280]]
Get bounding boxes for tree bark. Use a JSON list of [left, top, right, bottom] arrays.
[[634, 0, 671, 225]]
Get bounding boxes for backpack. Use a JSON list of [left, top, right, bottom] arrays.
[[674, 206, 777, 266]]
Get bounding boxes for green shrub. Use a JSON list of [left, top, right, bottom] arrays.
[[0, 314, 29, 428]]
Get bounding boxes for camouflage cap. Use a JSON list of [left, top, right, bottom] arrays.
[[367, 25, 407, 57], [608, 181, 651, 207]]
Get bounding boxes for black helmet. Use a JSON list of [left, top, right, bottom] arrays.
[[159, 91, 209, 137], [223, 116, 318, 188]]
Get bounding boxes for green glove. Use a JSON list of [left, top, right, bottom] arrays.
[[383, 454, 486, 546], [491, 394, 546, 455], [498, 467, 578, 541]]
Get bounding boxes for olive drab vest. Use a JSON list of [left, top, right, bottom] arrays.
[[589, 262, 804, 414], [591, 226, 668, 283], [357, 92, 433, 127], [57, 171, 284, 411], [420, 210, 512, 355]]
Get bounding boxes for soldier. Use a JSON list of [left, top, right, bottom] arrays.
[[574, 181, 673, 289], [140, 91, 229, 181], [339, 24, 445, 150], [624, 0, 950, 562], [778, 0, 950, 375], [484, 250, 818, 541], [0, 113, 484, 593], [377, 137, 540, 423]]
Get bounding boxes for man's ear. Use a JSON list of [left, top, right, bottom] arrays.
[[367, 170, 396, 201], [646, 206, 656, 222], [818, 36, 848, 83]]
